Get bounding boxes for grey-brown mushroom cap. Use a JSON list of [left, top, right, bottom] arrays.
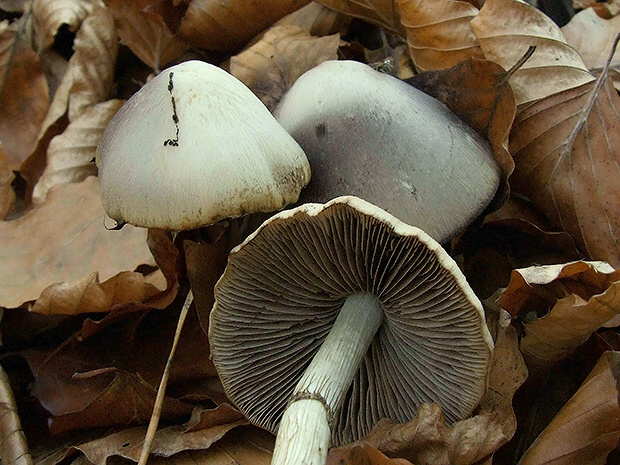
[[274, 60, 501, 243], [209, 196, 494, 446], [96, 60, 310, 230]]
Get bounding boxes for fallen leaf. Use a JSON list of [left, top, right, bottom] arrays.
[[276, 1, 351, 37], [519, 351, 620, 465], [0, 144, 15, 219], [398, 0, 483, 71], [229, 24, 340, 111], [471, 0, 595, 107], [0, 176, 155, 309], [32, 0, 93, 51], [407, 55, 519, 206], [32, 99, 124, 205], [177, 0, 311, 52], [328, 444, 413, 465], [508, 37, 620, 266], [561, 7, 620, 72], [103, 0, 188, 71], [314, 0, 404, 34], [0, 18, 50, 170], [498, 261, 620, 372], [21, 3, 118, 188], [0, 363, 32, 465]]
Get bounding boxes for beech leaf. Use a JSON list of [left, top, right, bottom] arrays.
[[398, 0, 483, 71], [177, 0, 311, 52], [471, 0, 595, 107], [0, 144, 15, 219], [230, 25, 340, 111], [508, 36, 620, 266], [103, 0, 189, 71], [32, 0, 93, 51], [0, 19, 50, 170], [0, 176, 156, 309], [519, 351, 620, 465], [32, 99, 124, 204], [314, 0, 404, 34], [498, 261, 620, 372]]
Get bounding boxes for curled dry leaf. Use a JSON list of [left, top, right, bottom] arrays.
[[561, 8, 620, 71], [276, 2, 351, 37], [315, 0, 404, 34], [21, 3, 118, 187], [470, 0, 595, 108], [519, 351, 620, 465], [32, 0, 93, 51], [508, 37, 620, 266], [498, 261, 620, 373], [0, 363, 32, 465], [398, 0, 483, 71], [178, 0, 311, 52], [0, 19, 50, 170], [407, 55, 518, 206], [32, 99, 124, 204], [328, 444, 413, 465], [43, 404, 248, 465], [103, 0, 189, 71], [0, 176, 156, 309], [230, 25, 340, 111], [0, 145, 15, 219]]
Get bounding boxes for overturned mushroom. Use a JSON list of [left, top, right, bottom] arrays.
[[210, 196, 493, 465], [97, 60, 310, 230], [274, 60, 501, 243]]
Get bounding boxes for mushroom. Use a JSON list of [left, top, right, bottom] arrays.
[[209, 196, 493, 465], [97, 59, 310, 230], [95, 59, 310, 465], [274, 59, 501, 243]]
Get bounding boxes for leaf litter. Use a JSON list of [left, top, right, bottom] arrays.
[[0, 1, 618, 465]]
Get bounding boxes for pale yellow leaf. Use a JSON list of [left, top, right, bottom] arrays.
[[103, 0, 189, 70], [0, 176, 155, 309], [398, 0, 483, 71], [32, 0, 93, 51], [471, 0, 595, 107], [230, 25, 340, 111], [32, 99, 124, 204]]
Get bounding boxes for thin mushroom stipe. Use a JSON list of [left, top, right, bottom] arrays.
[[209, 196, 494, 465]]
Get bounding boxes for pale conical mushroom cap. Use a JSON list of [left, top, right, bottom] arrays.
[[96, 60, 310, 230], [274, 60, 501, 243], [209, 196, 494, 446]]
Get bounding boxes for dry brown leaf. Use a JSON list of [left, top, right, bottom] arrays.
[[276, 2, 351, 36], [230, 25, 340, 111], [32, 99, 124, 204], [561, 7, 620, 71], [177, 0, 311, 52], [32, 0, 93, 51], [328, 444, 413, 465], [103, 0, 189, 71], [508, 38, 620, 266], [0, 176, 155, 309], [471, 0, 595, 108], [499, 261, 620, 373], [398, 0, 483, 71], [407, 55, 518, 206], [0, 144, 15, 219], [45, 405, 248, 465], [0, 19, 50, 170], [519, 351, 620, 465], [0, 363, 32, 465], [315, 0, 404, 33], [21, 3, 118, 188]]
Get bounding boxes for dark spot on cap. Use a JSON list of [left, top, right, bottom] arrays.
[[315, 123, 327, 139]]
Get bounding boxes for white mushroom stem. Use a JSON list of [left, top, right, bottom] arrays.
[[271, 292, 384, 465]]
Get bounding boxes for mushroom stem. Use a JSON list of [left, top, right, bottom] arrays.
[[271, 292, 384, 465]]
